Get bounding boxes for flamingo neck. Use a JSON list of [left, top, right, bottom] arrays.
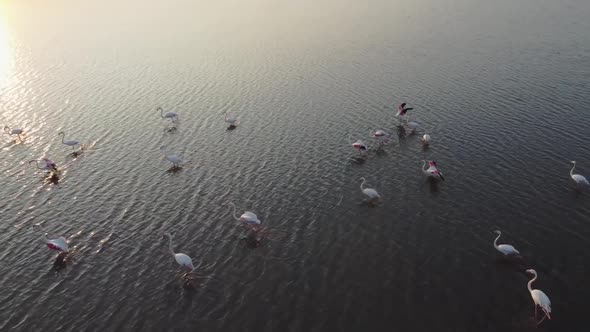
[[159, 108, 164, 118], [493, 232, 501, 249], [166, 235, 175, 256], [422, 160, 427, 172], [59, 133, 65, 144], [571, 163, 576, 177], [229, 203, 240, 220], [527, 272, 537, 292], [360, 178, 365, 190]]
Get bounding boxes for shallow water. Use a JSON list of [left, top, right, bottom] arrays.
[[1, 0, 589, 331]]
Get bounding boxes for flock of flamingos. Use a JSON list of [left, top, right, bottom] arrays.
[[4, 101, 589, 326]]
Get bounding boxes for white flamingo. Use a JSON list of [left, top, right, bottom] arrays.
[[34, 224, 69, 252], [570, 161, 589, 188], [422, 160, 444, 180], [360, 177, 381, 203], [406, 116, 423, 134], [370, 129, 392, 146], [163, 233, 196, 271], [158, 107, 178, 122], [421, 134, 431, 145], [58, 132, 81, 151], [492, 230, 520, 256], [4, 126, 24, 141], [160, 146, 186, 168], [224, 111, 239, 128], [228, 202, 261, 229], [526, 269, 552, 325]]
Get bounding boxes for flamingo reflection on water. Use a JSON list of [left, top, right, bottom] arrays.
[[396, 103, 413, 122], [160, 146, 188, 170], [422, 160, 444, 181], [370, 129, 392, 147]]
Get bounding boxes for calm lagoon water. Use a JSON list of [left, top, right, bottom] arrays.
[[1, 0, 589, 331]]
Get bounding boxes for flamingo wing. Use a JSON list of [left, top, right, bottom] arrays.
[[572, 174, 589, 184], [497, 244, 519, 255]]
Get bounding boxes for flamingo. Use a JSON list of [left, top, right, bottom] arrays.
[[492, 230, 520, 256], [422, 160, 445, 180], [163, 233, 196, 270], [224, 111, 239, 128], [406, 115, 423, 134], [360, 177, 381, 203], [421, 134, 431, 146], [4, 126, 24, 141], [526, 269, 552, 325], [370, 129, 392, 147], [158, 107, 178, 122], [570, 161, 589, 188], [349, 135, 368, 156], [396, 102, 413, 122], [160, 146, 186, 168], [228, 202, 261, 229], [29, 158, 58, 172], [34, 224, 68, 252], [58, 132, 81, 151]]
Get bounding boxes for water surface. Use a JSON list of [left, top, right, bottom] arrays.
[[1, 0, 589, 331]]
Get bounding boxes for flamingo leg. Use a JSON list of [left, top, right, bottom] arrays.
[[534, 305, 538, 321]]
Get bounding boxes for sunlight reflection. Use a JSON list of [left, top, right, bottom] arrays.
[[0, 7, 14, 90]]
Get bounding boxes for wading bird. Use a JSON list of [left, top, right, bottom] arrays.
[[360, 177, 381, 204], [421, 134, 431, 146], [526, 269, 552, 325], [160, 146, 186, 169], [4, 126, 24, 141], [570, 161, 589, 188], [34, 224, 69, 252], [29, 158, 58, 172], [163, 233, 195, 270], [224, 111, 239, 129], [158, 106, 178, 122], [58, 132, 81, 151], [396, 102, 413, 122], [228, 202, 261, 230], [422, 160, 445, 180], [492, 230, 520, 256]]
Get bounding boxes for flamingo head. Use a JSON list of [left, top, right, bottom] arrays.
[[58, 131, 64, 136], [163, 232, 172, 239], [526, 269, 536, 275], [571, 160, 576, 164], [493, 230, 500, 235]]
